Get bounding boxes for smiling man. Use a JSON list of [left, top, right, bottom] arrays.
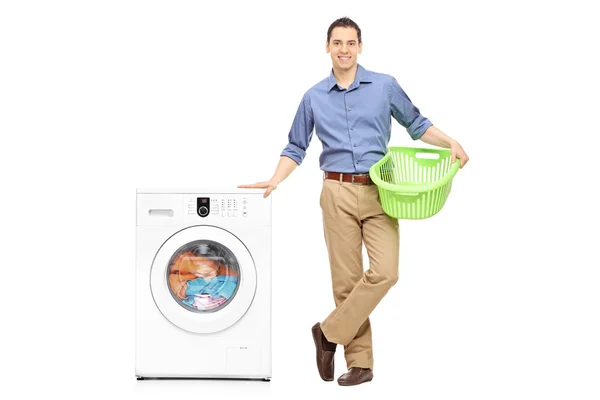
[[239, 17, 468, 386]]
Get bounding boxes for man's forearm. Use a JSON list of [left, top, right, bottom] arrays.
[[419, 125, 456, 148], [269, 156, 298, 186]]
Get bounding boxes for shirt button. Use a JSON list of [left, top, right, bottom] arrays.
[[353, 144, 357, 147], [350, 127, 353, 130]]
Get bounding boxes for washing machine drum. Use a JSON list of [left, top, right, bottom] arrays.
[[150, 225, 257, 333]]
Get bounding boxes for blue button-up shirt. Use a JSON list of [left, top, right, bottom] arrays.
[[280, 64, 432, 173]]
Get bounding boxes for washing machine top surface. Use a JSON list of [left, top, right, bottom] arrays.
[[137, 188, 266, 194]]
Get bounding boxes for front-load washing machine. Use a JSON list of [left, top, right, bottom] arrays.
[[136, 188, 271, 380]]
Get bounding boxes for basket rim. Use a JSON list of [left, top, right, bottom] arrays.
[[369, 146, 461, 193]]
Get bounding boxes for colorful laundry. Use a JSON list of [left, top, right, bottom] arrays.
[[168, 251, 239, 300], [192, 295, 227, 310], [182, 276, 239, 308]]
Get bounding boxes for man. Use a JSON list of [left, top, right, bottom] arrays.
[[239, 17, 469, 386]]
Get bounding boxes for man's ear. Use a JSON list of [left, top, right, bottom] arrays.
[[326, 40, 330, 53], [358, 41, 363, 54]]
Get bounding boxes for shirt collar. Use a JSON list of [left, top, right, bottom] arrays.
[[327, 64, 373, 92]]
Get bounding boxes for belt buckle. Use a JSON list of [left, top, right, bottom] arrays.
[[351, 175, 357, 184]]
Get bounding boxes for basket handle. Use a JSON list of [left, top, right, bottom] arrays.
[[415, 152, 440, 160], [394, 191, 419, 197]]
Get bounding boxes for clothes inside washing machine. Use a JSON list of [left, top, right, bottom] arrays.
[[166, 240, 240, 313]]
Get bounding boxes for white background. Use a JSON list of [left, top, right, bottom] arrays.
[[1, 0, 599, 399]]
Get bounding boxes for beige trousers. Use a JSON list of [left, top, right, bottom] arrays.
[[319, 178, 400, 371]]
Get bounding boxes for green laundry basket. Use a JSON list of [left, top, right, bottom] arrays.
[[369, 147, 461, 219]]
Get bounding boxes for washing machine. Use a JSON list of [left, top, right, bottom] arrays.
[[136, 188, 271, 380]]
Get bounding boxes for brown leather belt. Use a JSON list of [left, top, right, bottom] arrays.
[[324, 172, 374, 185]]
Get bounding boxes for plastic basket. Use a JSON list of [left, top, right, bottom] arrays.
[[369, 147, 460, 219]]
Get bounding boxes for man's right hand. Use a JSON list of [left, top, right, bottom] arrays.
[[237, 181, 278, 198]]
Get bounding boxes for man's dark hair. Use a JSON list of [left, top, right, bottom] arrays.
[[327, 17, 362, 43]]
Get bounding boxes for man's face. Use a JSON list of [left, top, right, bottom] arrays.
[[326, 27, 362, 71]]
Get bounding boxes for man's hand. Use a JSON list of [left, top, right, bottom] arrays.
[[450, 141, 469, 169], [237, 181, 278, 198]]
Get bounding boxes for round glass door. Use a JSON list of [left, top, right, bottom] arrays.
[[151, 225, 256, 333], [167, 240, 240, 313]]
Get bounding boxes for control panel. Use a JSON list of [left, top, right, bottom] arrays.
[[186, 195, 250, 218]]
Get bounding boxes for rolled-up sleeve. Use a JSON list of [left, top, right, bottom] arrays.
[[389, 77, 432, 140], [280, 93, 315, 165]]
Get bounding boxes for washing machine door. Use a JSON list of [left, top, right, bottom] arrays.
[[150, 225, 257, 333]]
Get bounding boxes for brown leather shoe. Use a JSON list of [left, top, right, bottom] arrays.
[[311, 322, 336, 381], [337, 367, 374, 386]]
